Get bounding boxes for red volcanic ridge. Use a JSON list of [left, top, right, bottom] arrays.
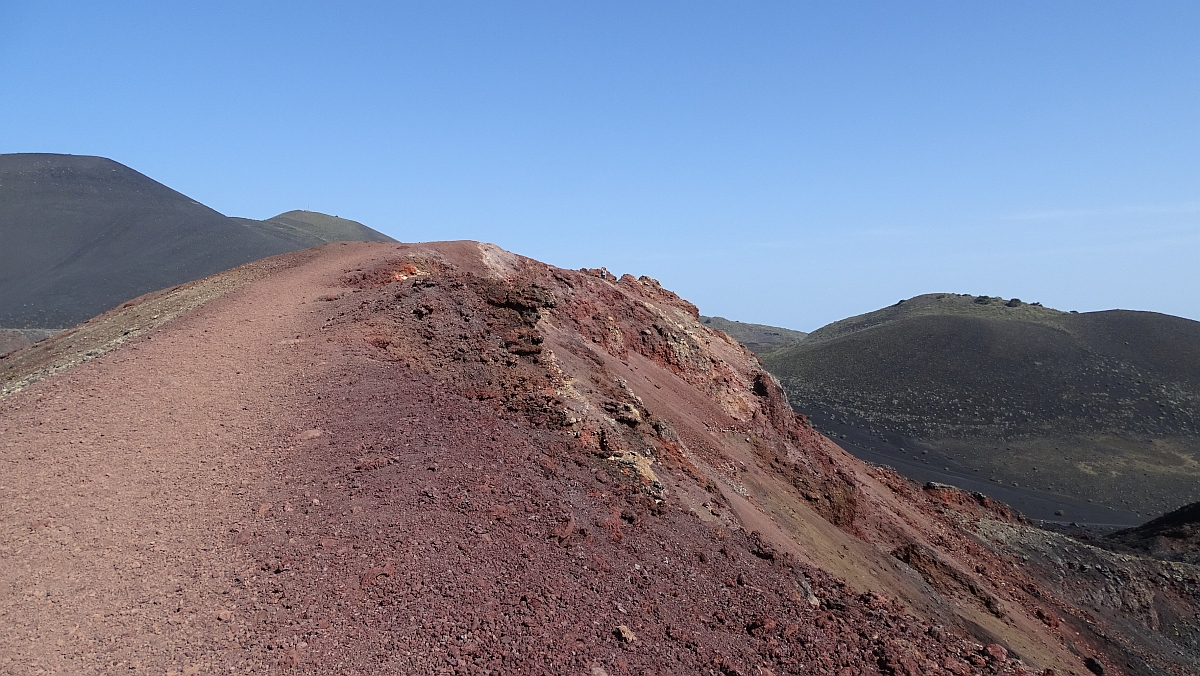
[[2, 241, 1194, 675]]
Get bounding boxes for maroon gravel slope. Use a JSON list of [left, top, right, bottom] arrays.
[[2, 241, 1179, 675]]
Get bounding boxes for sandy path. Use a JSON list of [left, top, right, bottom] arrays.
[[0, 244, 377, 675]]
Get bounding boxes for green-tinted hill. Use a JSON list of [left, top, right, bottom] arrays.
[[763, 293, 1200, 525], [0, 153, 393, 330], [231, 210, 396, 249], [699, 316, 807, 358]]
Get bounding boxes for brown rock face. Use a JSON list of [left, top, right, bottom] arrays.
[[985, 643, 1009, 662], [1, 241, 1195, 674]]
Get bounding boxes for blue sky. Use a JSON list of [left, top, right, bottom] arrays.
[[2, 2, 1197, 330]]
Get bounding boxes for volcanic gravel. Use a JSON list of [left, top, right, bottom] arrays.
[[2, 241, 1174, 675]]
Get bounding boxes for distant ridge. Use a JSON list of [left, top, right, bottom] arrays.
[[0, 153, 394, 331], [232, 210, 397, 249], [699, 315, 807, 358]]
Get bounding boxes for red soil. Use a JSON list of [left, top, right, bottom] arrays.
[[0, 241, 1183, 675]]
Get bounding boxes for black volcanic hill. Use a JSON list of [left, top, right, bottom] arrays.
[[763, 293, 1200, 525], [0, 153, 395, 330], [699, 315, 807, 358], [1105, 500, 1200, 564]]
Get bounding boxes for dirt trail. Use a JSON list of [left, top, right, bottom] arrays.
[[0, 244, 379, 674]]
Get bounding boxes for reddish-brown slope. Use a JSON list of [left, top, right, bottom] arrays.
[[1, 241, 1186, 675]]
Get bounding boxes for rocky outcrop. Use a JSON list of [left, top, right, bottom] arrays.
[[316, 243, 1173, 673]]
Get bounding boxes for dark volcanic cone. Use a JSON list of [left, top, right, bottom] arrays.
[[0, 153, 394, 332], [1, 243, 1195, 675], [763, 293, 1200, 524]]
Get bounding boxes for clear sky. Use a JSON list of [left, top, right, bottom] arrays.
[[2, 2, 1197, 330]]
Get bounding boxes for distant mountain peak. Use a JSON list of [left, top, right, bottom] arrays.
[[0, 153, 396, 330]]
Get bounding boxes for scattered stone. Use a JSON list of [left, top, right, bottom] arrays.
[[550, 515, 577, 542], [984, 643, 1008, 662], [615, 625, 637, 643], [1035, 607, 1060, 628], [747, 616, 777, 636], [355, 456, 389, 471], [943, 656, 973, 675], [360, 560, 396, 587]]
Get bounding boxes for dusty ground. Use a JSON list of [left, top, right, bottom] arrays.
[[1, 242, 1194, 675]]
